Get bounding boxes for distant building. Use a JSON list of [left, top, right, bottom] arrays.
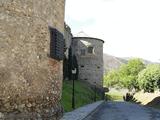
[[72, 32, 104, 88], [64, 30, 104, 89]]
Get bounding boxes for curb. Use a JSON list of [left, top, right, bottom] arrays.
[[61, 100, 105, 120], [83, 101, 105, 120]]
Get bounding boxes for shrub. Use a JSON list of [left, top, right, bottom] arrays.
[[138, 64, 160, 92]]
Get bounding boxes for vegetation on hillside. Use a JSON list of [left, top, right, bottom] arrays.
[[61, 80, 101, 112], [104, 58, 160, 93], [138, 64, 160, 92]]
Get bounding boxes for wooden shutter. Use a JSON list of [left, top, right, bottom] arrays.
[[50, 28, 64, 60]]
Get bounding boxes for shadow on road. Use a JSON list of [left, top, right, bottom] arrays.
[[145, 96, 160, 109]]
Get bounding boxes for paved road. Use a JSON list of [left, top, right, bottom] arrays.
[[85, 102, 160, 120]]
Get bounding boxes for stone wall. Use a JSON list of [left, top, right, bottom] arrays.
[[63, 24, 72, 80], [64, 23, 72, 59], [0, 0, 65, 119], [72, 37, 104, 88]]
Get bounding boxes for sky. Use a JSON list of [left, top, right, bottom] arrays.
[[65, 0, 160, 62]]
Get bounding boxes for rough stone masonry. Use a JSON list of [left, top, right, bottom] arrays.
[[0, 0, 65, 119]]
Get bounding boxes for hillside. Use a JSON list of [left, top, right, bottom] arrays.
[[62, 80, 101, 112], [122, 57, 154, 64], [103, 54, 126, 73], [103, 54, 158, 74]]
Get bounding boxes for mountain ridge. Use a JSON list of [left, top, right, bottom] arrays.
[[103, 54, 159, 73]]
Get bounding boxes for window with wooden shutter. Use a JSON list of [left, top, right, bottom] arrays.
[[49, 27, 64, 60]]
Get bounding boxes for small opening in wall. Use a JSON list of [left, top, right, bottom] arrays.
[[81, 65, 84, 68], [88, 46, 94, 54], [84, 78, 88, 81], [97, 66, 100, 69], [74, 40, 78, 46], [81, 49, 86, 56]]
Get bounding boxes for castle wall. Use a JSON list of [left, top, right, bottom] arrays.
[[64, 24, 72, 59], [72, 37, 104, 88], [0, 0, 65, 119]]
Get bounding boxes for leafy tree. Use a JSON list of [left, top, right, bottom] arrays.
[[119, 58, 145, 90], [104, 58, 145, 91], [127, 58, 145, 75], [138, 64, 160, 92], [104, 70, 119, 87]]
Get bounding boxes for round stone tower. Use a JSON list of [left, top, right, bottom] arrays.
[[72, 32, 104, 88], [0, 0, 65, 119]]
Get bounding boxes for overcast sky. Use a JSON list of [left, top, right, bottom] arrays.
[[65, 0, 160, 62]]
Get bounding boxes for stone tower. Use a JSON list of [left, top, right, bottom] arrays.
[[72, 32, 104, 89], [0, 0, 65, 119]]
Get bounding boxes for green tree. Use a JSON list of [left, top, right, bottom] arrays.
[[138, 64, 160, 93], [127, 58, 145, 75], [118, 58, 145, 90], [104, 58, 145, 91], [104, 70, 119, 87]]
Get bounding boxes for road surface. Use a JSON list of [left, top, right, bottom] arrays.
[[85, 102, 160, 120]]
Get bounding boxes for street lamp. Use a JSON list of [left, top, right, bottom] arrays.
[[72, 68, 77, 109], [69, 45, 78, 110]]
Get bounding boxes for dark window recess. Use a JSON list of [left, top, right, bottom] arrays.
[[81, 65, 84, 68], [97, 66, 100, 69], [49, 28, 64, 60], [84, 78, 88, 81], [81, 49, 86, 56], [73, 41, 78, 46], [88, 46, 94, 54]]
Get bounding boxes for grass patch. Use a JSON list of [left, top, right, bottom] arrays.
[[105, 92, 124, 101], [61, 80, 101, 112]]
